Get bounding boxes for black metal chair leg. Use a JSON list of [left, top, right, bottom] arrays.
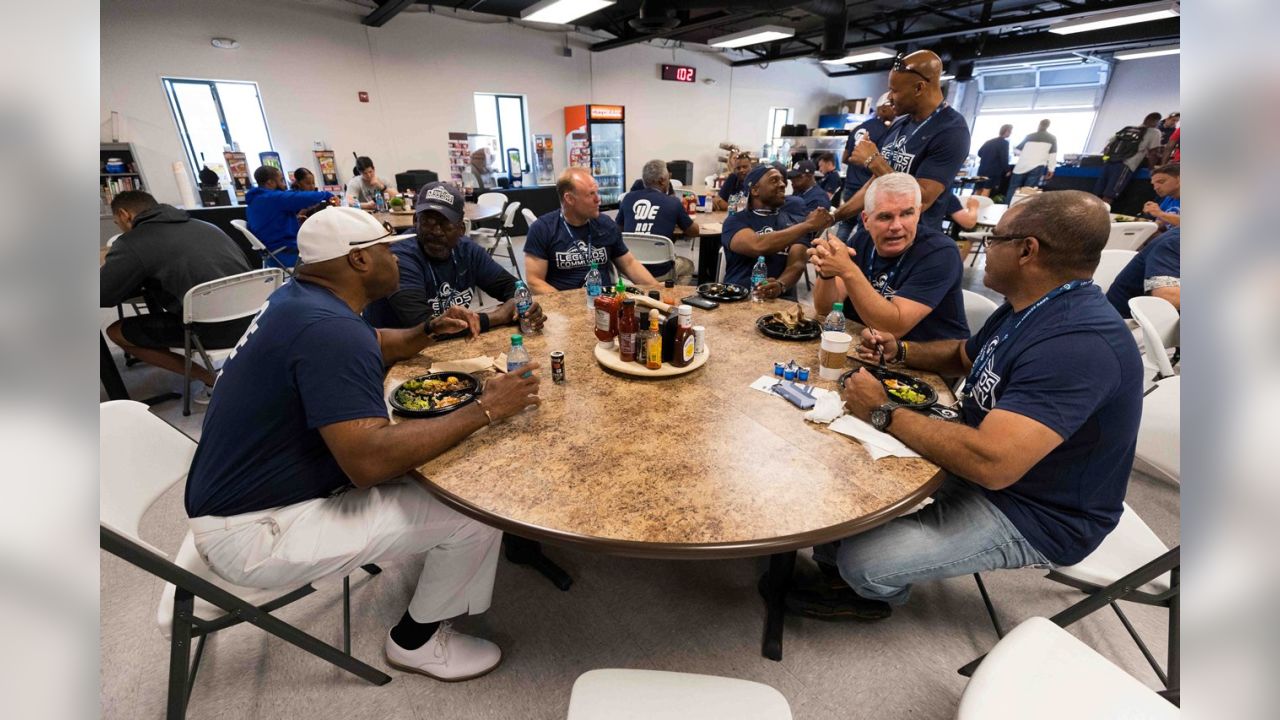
[[1111, 601, 1166, 686], [185, 635, 207, 709], [503, 534, 572, 591], [973, 573, 1005, 638], [343, 576, 352, 655], [761, 551, 797, 662], [1167, 566, 1179, 692], [168, 589, 194, 720]]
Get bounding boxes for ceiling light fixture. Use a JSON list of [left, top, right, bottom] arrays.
[[521, 0, 616, 25], [1048, 1, 1179, 35], [819, 47, 896, 65], [210, 37, 239, 50], [1114, 45, 1180, 60], [709, 24, 795, 49]]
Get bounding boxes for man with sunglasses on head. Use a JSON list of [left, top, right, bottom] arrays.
[[789, 190, 1143, 621], [364, 181, 545, 333], [186, 206, 544, 682], [831, 50, 970, 233], [524, 167, 659, 294]]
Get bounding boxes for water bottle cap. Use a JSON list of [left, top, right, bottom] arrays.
[[757, 256, 765, 261], [511, 334, 523, 345], [590, 261, 599, 269], [833, 302, 843, 311]]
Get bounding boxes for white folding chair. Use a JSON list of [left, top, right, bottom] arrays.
[[1129, 296, 1179, 380], [173, 268, 284, 416], [1106, 221, 1159, 251], [669, 178, 684, 190], [1136, 375, 1180, 484], [99, 401, 389, 719], [716, 246, 727, 283], [475, 192, 508, 214], [622, 232, 677, 282], [521, 207, 538, 231], [567, 669, 792, 720], [1094, 249, 1138, 293], [471, 201, 523, 281], [961, 289, 999, 333], [957, 617, 1179, 719], [229, 219, 296, 277], [961, 200, 1005, 266]]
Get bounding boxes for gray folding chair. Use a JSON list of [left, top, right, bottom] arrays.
[[622, 232, 677, 282], [230, 219, 296, 277], [99, 400, 390, 720]]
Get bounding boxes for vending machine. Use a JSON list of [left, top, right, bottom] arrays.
[[564, 104, 626, 207]]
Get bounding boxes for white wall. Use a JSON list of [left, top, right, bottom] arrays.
[[1088, 54, 1180, 153], [102, 0, 868, 206]]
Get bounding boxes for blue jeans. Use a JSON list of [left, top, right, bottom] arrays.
[[1093, 161, 1134, 201], [1007, 165, 1046, 193], [814, 476, 1052, 605]]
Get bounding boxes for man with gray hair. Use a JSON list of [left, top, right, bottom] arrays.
[[809, 172, 968, 341], [618, 159, 700, 279]]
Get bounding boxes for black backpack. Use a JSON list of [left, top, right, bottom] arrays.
[[1104, 126, 1146, 161]]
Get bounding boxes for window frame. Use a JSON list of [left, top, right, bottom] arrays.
[[473, 92, 531, 174], [161, 77, 276, 185], [767, 106, 794, 143]]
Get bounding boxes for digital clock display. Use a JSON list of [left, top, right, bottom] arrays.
[[661, 64, 696, 83]]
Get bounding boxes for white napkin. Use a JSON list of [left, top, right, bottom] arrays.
[[430, 354, 505, 374], [828, 415, 922, 460], [803, 387, 845, 424], [750, 374, 781, 396]]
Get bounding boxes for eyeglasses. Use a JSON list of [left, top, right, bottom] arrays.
[[984, 234, 1030, 247], [892, 55, 931, 82], [348, 226, 395, 246]]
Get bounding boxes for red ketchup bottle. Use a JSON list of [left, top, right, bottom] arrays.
[[617, 298, 638, 361], [594, 288, 618, 343]]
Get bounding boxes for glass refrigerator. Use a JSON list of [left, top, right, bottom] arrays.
[[564, 104, 626, 207]]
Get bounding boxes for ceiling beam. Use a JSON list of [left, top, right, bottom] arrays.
[[362, 0, 416, 28], [590, 10, 770, 52]]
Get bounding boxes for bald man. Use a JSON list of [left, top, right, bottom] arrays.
[[524, 167, 659, 294], [832, 50, 970, 232]]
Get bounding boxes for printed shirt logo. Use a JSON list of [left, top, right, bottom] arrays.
[[968, 336, 1003, 411], [555, 239, 609, 270], [220, 299, 270, 377], [428, 282, 473, 317], [853, 128, 869, 145], [880, 134, 918, 174], [423, 185, 455, 206], [632, 198, 660, 234], [870, 271, 897, 299]]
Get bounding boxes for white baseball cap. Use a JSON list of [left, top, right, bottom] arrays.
[[876, 92, 891, 107], [296, 207, 400, 264]]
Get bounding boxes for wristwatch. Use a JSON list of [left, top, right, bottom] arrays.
[[870, 402, 900, 432]]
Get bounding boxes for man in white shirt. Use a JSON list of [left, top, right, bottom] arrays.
[[1008, 119, 1058, 193]]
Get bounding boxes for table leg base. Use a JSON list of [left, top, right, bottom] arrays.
[[761, 551, 797, 661]]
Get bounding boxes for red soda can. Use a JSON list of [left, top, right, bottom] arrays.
[[550, 351, 565, 383]]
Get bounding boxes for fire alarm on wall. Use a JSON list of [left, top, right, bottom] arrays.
[[358, 91, 369, 103]]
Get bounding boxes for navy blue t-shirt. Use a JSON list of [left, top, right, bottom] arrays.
[[842, 117, 892, 197], [717, 173, 746, 202], [878, 105, 971, 230], [962, 283, 1144, 565], [720, 207, 806, 295], [790, 183, 831, 214], [364, 236, 517, 329], [819, 171, 842, 197], [524, 210, 632, 291], [185, 280, 388, 517], [976, 137, 1010, 179], [1106, 228, 1180, 319], [842, 226, 969, 341], [619, 186, 694, 239]]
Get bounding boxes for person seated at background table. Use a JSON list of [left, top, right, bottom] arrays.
[[815, 152, 842, 201], [810, 173, 968, 342], [619, 159, 700, 280], [1105, 227, 1180, 318], [291, 167, 317, 191], [346, 155, 393, 210], [461, 148, 499, 192], [1142, 162, 1180, 231], [721, 164, 832, 300], [974, 124, 1013, 197], [245, 165, 335, 268], [783, 160, 832, 215], [712, 152, 754, 211], [524, 167, 659, 294], [185, 206, 543, 682], [364, 182, 545, 333], [832, 51, 970, 233], [101, 190, 252, 397], [944, 192, 982, 232], [787, 190, 1143, 622]]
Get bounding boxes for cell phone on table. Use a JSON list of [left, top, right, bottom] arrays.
[[681, 295, 719, 310]]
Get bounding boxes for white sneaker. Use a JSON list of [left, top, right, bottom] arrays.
[[191, 387, 213, 405], [384, 620, 502, 682]]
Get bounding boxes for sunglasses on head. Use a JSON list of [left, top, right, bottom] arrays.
[[892, 55, 931, 82]]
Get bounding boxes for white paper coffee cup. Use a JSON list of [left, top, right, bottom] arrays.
[[818, 331, 852, 380]]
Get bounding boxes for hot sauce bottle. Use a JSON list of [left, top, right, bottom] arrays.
[[645, 309, 663, 370], [618, 299, 638, 362], [594, 287, 618, 343]]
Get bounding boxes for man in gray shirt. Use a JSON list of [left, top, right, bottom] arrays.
[[101, 191, 252, 391], [1094, 112, 1164, 205], [1008, 119, 1058, 193]]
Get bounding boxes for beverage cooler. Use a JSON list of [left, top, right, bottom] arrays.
[[565, 104, 626, 208]]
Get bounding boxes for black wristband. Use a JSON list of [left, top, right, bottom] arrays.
[[818, 272, 836, 280], [478, 313, 492, 333]]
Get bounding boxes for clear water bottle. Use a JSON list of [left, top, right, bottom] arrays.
[[750, 256, 768, 303], [507, 334, 531, 377], [374, 191, 387, 212], [584, 262, 603, 309], [824, 302, 846, 332], [514, 280, 534, 335]]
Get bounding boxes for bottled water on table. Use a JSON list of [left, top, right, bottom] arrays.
[[507, 334, 531, 378], [824, 302, 846, 332], [584, 262, 603, 309], [513, 280, 534, 335], [750, 256, 768, 303]]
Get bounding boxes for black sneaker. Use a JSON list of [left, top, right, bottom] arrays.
[[784, 582, 892, 621], [817, 561, 849, 591]]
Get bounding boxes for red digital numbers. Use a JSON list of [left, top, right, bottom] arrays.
[[661, 64, 696, 83]]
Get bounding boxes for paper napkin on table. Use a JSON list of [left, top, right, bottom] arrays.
[[430, 355, 500, 374], [828, 415, 922, 460], [750, 375, 781, 396], [803, 388, 845, 424]]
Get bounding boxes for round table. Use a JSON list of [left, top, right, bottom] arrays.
[[385, 288, 948, 659], [375, 202, 502, 231]]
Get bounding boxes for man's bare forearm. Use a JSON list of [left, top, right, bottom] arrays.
[[885, 409, 1011, 490], [325, 405, 491, 488], [902, 338, 971, 376], [378, 326, 436, 365]]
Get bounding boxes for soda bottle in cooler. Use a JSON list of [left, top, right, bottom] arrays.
[[750, 256, 768, 303]]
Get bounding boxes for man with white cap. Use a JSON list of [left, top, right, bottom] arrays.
[[184, 206, 542, 682]]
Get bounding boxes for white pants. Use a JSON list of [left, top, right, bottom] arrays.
[[191, 479, 502, 623]]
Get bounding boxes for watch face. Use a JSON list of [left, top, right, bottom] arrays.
[[871, 408, 888, 429]]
